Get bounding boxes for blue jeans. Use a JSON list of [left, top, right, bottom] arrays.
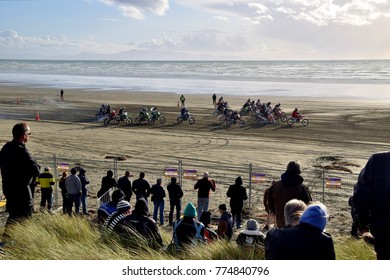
[[197, 197, 209, 219], [153, 201, 165, 225], [81, 190, 88, 213]]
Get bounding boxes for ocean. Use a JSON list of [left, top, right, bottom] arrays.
[[0, 59, 389, 99]]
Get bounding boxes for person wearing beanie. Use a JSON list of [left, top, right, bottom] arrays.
[[265, 199, 307, 260], [103, 200, 132, 233], [273, 202, 335, 260], [268, 160, 313, 228], [97, 189, 125, 224], [117, 198, 163, 249], [172, 202, 205, 247], [217, 204, 233, 240], [194, 171, 216, 218], [35, 166, 55, 211], [226, 176, 248, 229], [167, 177, 183, 225], [236, 219, 266, 250]]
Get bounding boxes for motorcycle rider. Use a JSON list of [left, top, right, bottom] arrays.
[[292, 108, 302, 121], [180, 106, 189, 119], [139, 107, 149, 120]]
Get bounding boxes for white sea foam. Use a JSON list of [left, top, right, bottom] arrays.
[[0, 60, 389, 99]]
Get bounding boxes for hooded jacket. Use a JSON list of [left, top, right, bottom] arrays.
[[268, 171, 312, 228]]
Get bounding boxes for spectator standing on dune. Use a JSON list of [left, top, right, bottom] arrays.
[[0, 122, 40, 241]]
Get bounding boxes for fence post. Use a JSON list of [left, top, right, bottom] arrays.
[[53, 154, 58, 210], [113, 158, 118, 180], [322, 168, 325, 203], [248, 163, 252, 218], [178, 159, 183, 187]]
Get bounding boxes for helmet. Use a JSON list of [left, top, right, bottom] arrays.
[[142, 107, 147, 111], [184, 107, 187, 110], [276, 103, 281, 106], [294, 108, 298, 111]]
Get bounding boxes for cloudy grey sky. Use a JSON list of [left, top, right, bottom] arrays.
[[1, 0, 390, 60]]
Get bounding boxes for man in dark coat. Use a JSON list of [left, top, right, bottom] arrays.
[[226, 176, 248, 229], [117, 198, 163, 249], [117, 170, 132, 202], [0, 123, 40, 240], [273, 203, 335, 260], [268, 161, 312, 228], [132, 172, 151, 203], [353, 151, 390, 259], [97, 170, 116, 198], [167, 177, 183, 225]]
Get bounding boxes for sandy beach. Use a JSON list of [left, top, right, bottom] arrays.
[[1, 85, 390, 237]]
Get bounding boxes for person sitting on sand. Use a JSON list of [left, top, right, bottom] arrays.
[[236, 219, 266, 252], [199, 210, 218, 243], [97, 189, 125, 224]]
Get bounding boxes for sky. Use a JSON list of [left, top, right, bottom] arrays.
[[1, 0, 390, 60]]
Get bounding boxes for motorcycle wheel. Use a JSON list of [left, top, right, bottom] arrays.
[[126, 118, 132, 125], [272, 119, 280, 126], [160, 116, 166, 124], [287, 118, 294, 126], [135, 117, 141, 124], [302, 119, 309, 126], [239, 120, 246, 128], [213, 110, 219, 117], [281, 116, 287, 122], [177, 117, 183, 124], [226, 120, 233, 127], [103, 118, 110, 126], [189, 117, 195, 125], [149, 118, 155, 125], [219, 116, 226, 124], [95, 113, 101, 120]]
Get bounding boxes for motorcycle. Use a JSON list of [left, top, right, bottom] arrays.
[[256, 112, 279, 126], [149, 110, 166, 124], [226, 113, 246, 127], [114, 111, 132, 125], [135, 112, 153, 125], [287, 116, 309, 126], [103, 110, 116, 126], [273, 108, 287, 122], [177, 113, 195, 125]]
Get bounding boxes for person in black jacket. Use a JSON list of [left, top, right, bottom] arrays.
[[132, 172, 151, 203], [226, 176, 248, 229], [167, 177, 183, 225], [273, 202, 335, 260], [97, 170, 116, 199], [353, 151, 390, 259], [117, 170, 132, 202], [117, 197, 163, 250], [78, 168, 90, 215], [148, 178, 166, 225], [0, 123, 40, 241]]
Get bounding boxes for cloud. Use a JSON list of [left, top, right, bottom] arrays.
[[101, 0, 169, 19], [175, 0, 390, 26]]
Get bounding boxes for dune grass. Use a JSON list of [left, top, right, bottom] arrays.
[[0, 213, 376, 260]]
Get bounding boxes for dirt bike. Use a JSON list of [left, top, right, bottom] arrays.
[[135, 112, 153, 125], [103, 110, 116, 126], [287, 116, 309, 126], [149, 110, 166, 124], [114, 111, 132, 125], [273, 108, 287, 122], [226, 114, 246, 127], [177, 113, 195, 125], [256, 113, 279, 126]]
